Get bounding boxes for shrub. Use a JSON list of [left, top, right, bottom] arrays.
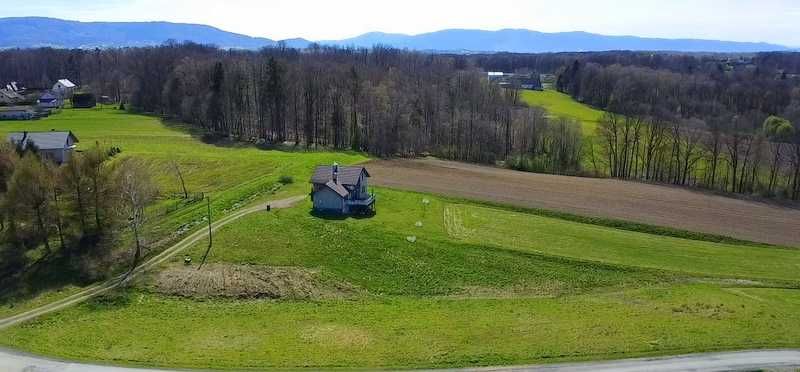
[[278, 175, 294, 185]]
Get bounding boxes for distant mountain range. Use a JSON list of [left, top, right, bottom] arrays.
[[0, 17, 275, 49], [0, 17, 792, 53], [323, 29, 792, 53]]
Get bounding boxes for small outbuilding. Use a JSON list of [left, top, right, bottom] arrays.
[[72, 92, 97, 108], [310, 164, 375, 215], [38, 92, 63, 109], [52, 79, 76, 98], [8, 131, 79, 164]]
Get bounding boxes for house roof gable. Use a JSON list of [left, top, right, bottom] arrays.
[[8, 131, 78, 151], [310, 165, 370, 186]]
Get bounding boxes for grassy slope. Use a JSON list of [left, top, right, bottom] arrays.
[[181, 190, 799, 286], [0, 108, 368, 317], [2, 189, 798, 368], [2, 285, 799, 369], [0, 108, 366, 197], [520, 90, 604, 133], [447, 203, 800, 282], [174, 190, 674, 296]]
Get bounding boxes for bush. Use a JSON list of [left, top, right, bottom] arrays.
[[278, 175, 294, 185]]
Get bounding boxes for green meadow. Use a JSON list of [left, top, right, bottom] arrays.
[[0, 107, 367, 317], [3, 285, 799, 369], [0, 107, 367, 198], [2, 188, 799, 369], [521, 90, 605, 133]]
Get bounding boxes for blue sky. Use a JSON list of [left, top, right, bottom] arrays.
[[3, 0, 799, 46]]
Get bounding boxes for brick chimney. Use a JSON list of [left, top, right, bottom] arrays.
[[332, 162, 339, 183]]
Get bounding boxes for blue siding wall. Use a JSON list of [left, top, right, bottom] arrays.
[[313, 187, 345, 213]]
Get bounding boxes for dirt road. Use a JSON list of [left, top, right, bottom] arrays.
[[2, 347, 799, 372], [0, 195, 306, 331], [369, 159, 800, 247]]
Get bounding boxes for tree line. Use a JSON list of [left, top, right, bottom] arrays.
[[2, 45, 799, 199], [0, 43, 584, 169], [556, 59, 800, 199]]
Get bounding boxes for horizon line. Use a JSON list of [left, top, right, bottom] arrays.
[[0, 16, 794, 48]]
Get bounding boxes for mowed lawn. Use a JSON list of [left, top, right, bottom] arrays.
[[521, 90, 605, 133], [2, 189, 799, 368]]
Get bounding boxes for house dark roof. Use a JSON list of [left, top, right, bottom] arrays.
[[310, 165, 370, 186], [8, 131, 78, 151], [39, 92, 58, 101]]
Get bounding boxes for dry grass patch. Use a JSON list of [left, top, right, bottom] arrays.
[[150, 264, 356, 300], [301, 324, 371, 349], [455, 281, 568, 299]]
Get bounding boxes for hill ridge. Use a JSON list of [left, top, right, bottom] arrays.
[[0, 17, 791, 53]]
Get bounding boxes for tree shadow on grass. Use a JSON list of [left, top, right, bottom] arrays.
[[0, 249, 108, 314], [158, 117, 364, 156]]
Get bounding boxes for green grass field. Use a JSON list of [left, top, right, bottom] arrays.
[[3, 285, 799, 369], [445, 203, 800, 282], [0, 108, 366, 198], [2, 188, 799, 369], [0, 107, 367, 317], [521, 90, 605, 133], [0, 107, 367, 245]]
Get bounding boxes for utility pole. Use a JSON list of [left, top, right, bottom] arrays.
[[198, 196, 213, 270]]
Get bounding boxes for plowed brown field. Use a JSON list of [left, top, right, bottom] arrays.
[[368, 159, 800, 247]]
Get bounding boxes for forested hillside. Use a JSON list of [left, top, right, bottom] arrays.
[[554, 53, 800, 198], [2, 46, 799, 199]]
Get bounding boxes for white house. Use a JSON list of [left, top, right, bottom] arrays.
[[52, 79, 76, 98]]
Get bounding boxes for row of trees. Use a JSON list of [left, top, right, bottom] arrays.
[[558, 61, 800, 199], [152, 45, 532, 162], [0, 43, 583, 167], [0, 145, 156, 279], [3, 45, 799, 198]]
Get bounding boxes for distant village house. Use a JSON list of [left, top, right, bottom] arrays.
[[310, 164, 375, 215], [38, 92, 63, 109], [487, 71, 543, 91], [8, 131, 79, 164], [0, 88, 24, 106]]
